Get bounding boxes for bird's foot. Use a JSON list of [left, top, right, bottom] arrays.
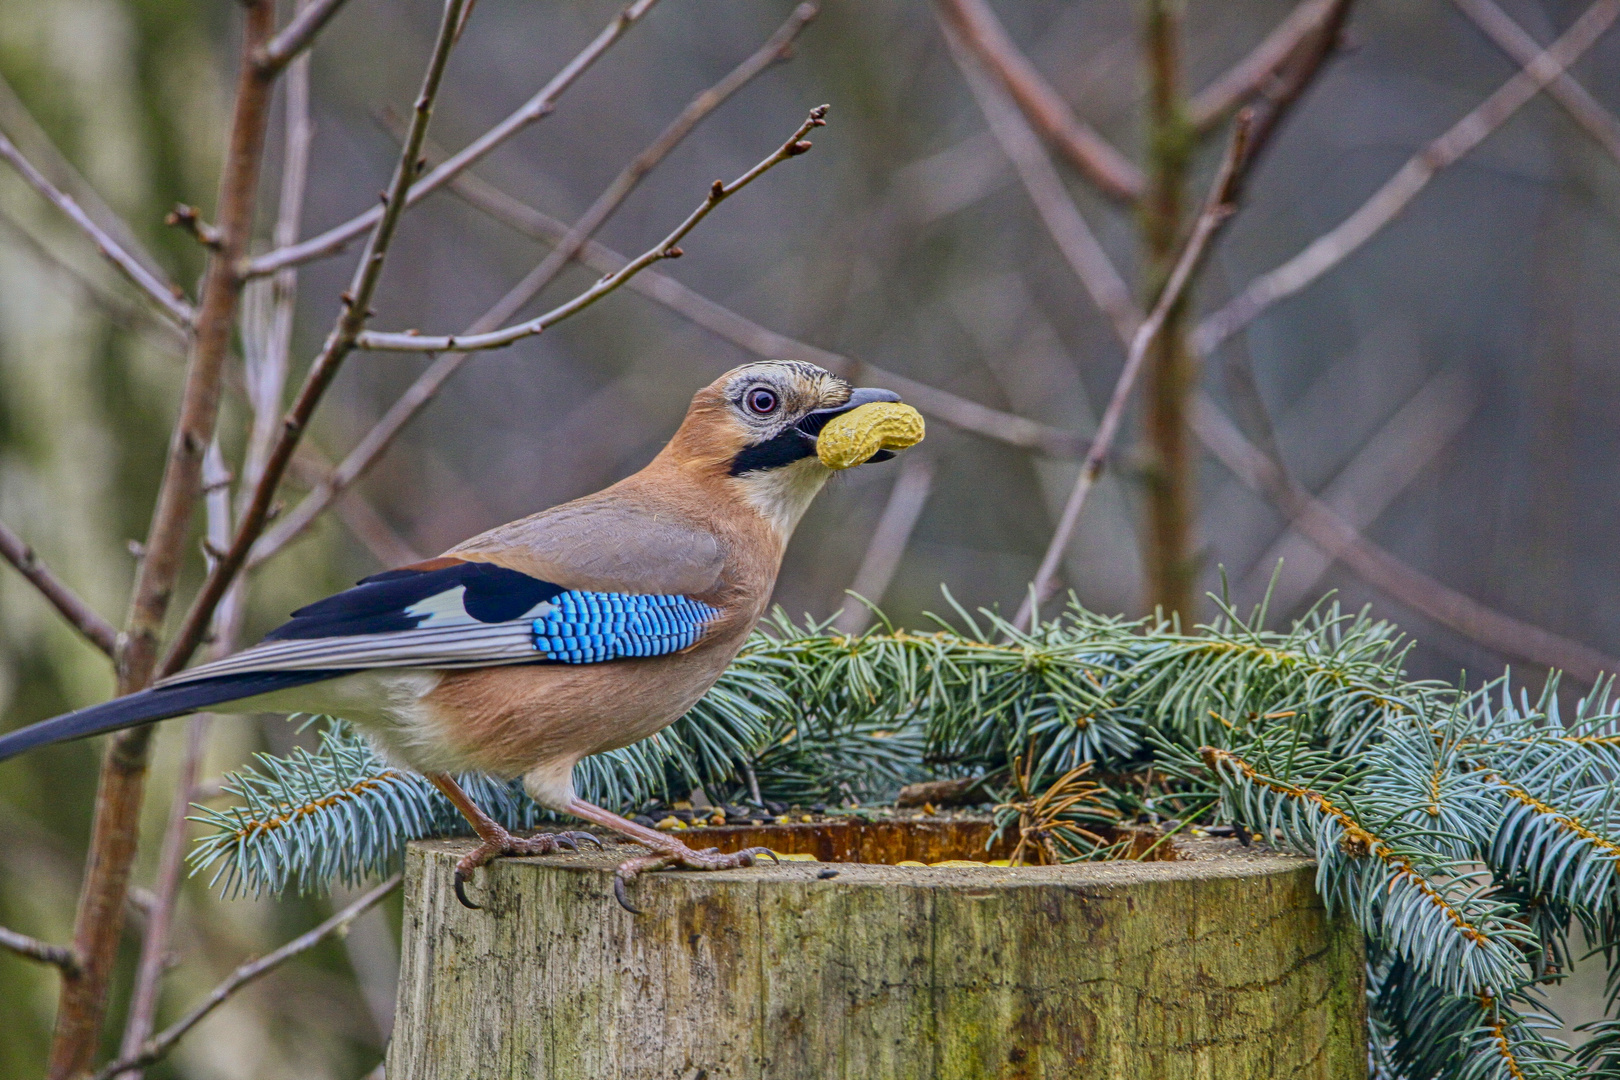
[[453, 827, 603, 910], [612, 842, 778, 914]]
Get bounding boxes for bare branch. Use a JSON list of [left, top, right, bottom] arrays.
[[114, 715, 210, 1080], [0, 520, 119, 657], [0, 131, 193, 327], [931, 0, 1143, 202], [1191, 397, 1620, 683], [288, 444, 425, 567], [936, 7, 1139, 343], [0, 926, 79, 977], [246, 13, 814, 565], [89, 877, 402, 1080], [833, 454, 937, 636], [1187, 0, 1344, 130], [254, 0, 352, 76], [52, 2, 283, 1071], [1194, 0, 1620, 358], [1014, 113, 1253, 632], [161, 0, 471, 678], [443, 169, 1085, 452], [356, 106, 828, 354], [1237, 367, 1479, 612], [1452, 0, 1620, 165], [461, 1, 818, 335], [245, 0, 661, 278], [0, 208, 186, 352]]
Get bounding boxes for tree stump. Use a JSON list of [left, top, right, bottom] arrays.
[[388, 825, 1365, 1080]]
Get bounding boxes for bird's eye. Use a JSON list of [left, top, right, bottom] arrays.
[[745, 388, 779, 416]]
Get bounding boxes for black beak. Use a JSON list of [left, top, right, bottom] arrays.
[[798, 387, 902, 434], [797, 388, 904, 463]]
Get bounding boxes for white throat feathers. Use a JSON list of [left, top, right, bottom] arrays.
[[729, 456, 832, 541]]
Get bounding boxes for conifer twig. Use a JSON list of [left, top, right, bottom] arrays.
[[353, 106, 828, 354], [88, 876, 401, 1080], [0, 520, 119, 657], [244, 0, 661, 278], [1193, 0, 1620, 358], [1014, 113, 1252, 631]]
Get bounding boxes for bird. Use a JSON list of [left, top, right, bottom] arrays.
[[0, 360, 920, 911]]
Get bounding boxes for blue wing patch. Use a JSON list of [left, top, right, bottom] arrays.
[[533, 592, 719, 663]]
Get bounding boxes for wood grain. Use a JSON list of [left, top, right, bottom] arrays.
[[390, 836, 1365, 1079]]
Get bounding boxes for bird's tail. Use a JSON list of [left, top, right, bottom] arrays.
[[0, 670, 341, 763]]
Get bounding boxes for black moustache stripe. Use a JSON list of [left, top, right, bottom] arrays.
[[728, 428, 816, 476]]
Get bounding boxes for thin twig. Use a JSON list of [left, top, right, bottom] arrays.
[[0, 926, 79, 977], [448, 1, 817, 337], [247, 5, 814, 564], [0, 520, 119, 657], [254, 0, 352, 76], [161, 0, 470, 678], [834, 454, 937, 636], [468, 172, 1083, 448], [253, 145, 1084, 566], [1190, 398, 1620, 683], [1187, 0, 1344, 130], [355, 106, 828, 353], [1451, 0, 1620, 165], [931, 0, 1143, 202], [1014, 113, 1253, 631], [937, 9, 1139, 342], [0, 207, 188, 352], [0, 131, 193, 327], [443, 168, 1084, 450], [217, 8, 318, 651], [1236, 368, 1479, 610], [1194, 0, 1620, 359], [244, 0, 661, 278], [89, 877, 402, 1080]]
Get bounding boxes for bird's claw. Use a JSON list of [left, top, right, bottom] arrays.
[[451, 828, 591, 911], [453, 868, 482, 910], [610, 844, 783, 914]]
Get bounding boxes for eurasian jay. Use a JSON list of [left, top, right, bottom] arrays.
[[0, 360, 919, 910]]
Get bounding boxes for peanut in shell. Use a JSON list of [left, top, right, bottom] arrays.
[[816, 401, 925, 470]]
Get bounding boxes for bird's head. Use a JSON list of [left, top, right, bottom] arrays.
[[665, 360, 909, 538]]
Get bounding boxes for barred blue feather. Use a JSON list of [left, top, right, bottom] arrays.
[[534, 592, 719, 663]]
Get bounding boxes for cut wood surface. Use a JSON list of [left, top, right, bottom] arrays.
[[389, 836, 1365, 1080]]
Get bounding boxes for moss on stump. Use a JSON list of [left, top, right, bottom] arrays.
[[388, 835, 1365, 1079]]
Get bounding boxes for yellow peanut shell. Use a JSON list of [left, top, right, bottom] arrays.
[[816, 401, 925, 470]]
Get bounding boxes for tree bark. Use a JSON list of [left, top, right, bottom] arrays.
[[390, 837, 1365, 1079]]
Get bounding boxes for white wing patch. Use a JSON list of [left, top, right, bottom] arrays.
[[158, 583, 559, 688]]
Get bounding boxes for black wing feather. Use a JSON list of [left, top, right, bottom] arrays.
[[266, 561, 562, 640]]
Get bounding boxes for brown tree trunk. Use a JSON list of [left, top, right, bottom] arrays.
[[389, 837, 1366, 1079]]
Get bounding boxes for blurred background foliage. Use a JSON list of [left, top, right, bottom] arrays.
[[2, 0, 1619, 1076]]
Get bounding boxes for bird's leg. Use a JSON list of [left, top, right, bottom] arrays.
[[561, 796, 777, 913], [426, 772, 602, 910]]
